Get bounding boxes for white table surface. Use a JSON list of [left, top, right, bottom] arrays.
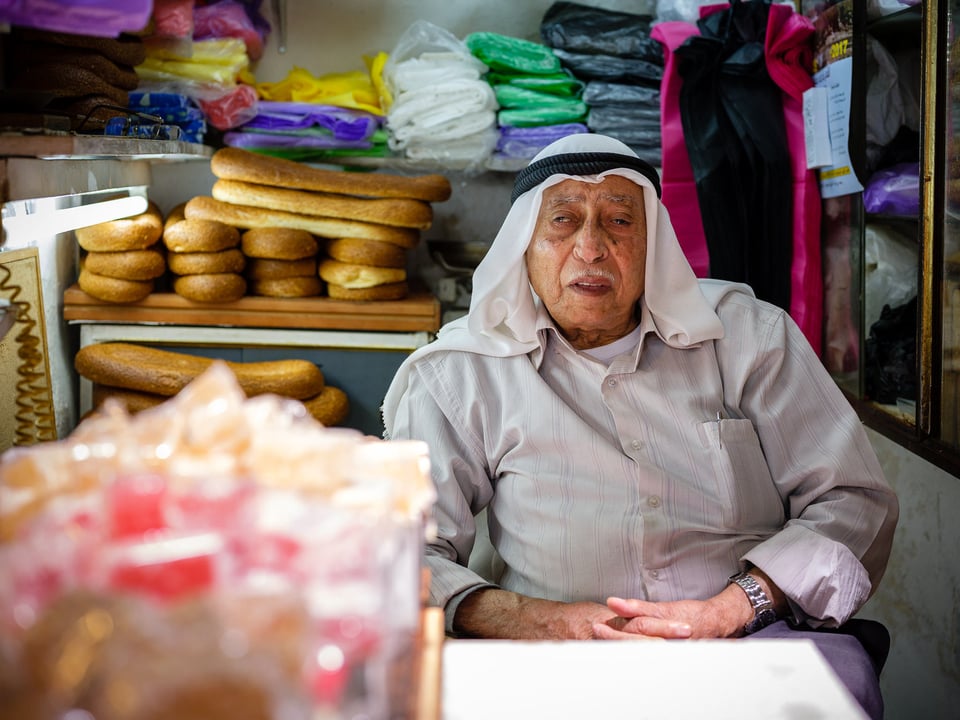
[[441, 638, 868, 719]]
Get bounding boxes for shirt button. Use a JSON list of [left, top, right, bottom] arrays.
[[607, 378, 617, 387], [650, 569, 660, 579], [648, 495, 661, 508], [631, 439, 643, 451]]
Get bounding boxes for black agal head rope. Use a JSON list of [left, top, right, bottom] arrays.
[[511, 151, 662, 203]]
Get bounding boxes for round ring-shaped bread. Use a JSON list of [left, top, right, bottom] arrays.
[[241, 227, 318, 260], [302, 385, 350, 426], [75, 201, 163, 252], [245, 257, 317, 280], [250, 276, 323, 298], [82, 247, 166, 280], [167, 248, 246, 276], [173, 273, 247, 303], [326, 281, 409, 301], [164, 201, 187, 232], [326, 237, 407, 269], [163, 218, 240, 253], [92, 384, 168, 414], [78, 268, 154, 303], [318, 259, 406, 289]]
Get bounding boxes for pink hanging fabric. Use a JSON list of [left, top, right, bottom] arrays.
[[652, 5, 824, 356], [650, 21, 710, 278], [764, 2, 823, 357]]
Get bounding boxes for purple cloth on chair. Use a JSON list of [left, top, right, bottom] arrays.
[[750, 619, 887, 720]]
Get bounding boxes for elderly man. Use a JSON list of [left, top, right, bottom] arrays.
[[382, 134, 898, 718]]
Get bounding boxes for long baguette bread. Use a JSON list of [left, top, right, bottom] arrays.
[[211, 147, 452, 202], [75, 342, 326, 400], [185, 196, 420, 248], [212, 179, 434, 230]]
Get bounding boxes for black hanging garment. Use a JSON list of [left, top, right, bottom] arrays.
[[674, 0, 793, 313]]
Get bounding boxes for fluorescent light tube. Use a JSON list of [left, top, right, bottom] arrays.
[[2, 194, 149, 238]]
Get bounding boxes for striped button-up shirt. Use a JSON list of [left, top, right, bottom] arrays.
[[389, 290, 898, 633]]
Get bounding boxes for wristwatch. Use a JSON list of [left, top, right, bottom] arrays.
[[729, 571, 778, 634]]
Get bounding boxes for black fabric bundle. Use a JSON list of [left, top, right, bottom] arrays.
[[674, 0, 793, 313]]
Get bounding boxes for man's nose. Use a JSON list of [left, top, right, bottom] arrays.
[[572, 225, 609, 263]]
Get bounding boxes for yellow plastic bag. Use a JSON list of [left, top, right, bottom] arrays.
[[256, 64, 384, 115]]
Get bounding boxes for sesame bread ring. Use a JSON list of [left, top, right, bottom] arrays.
[[75, 342, 326, 399], [212, 179, 434, 230], [326, 281, 409, 301], [211, 147, 452, 202], [163, 218, 240, 253], [78, 268, 154, 303], [245, 257, 317, 280], [75, 201, 163, 252], [302, 385, 350, 426], [185, 196, 420, 248], [167, 248, 246, 276], [164, 202, 187, 231], [249, 276, 323, 298], [173, 273, 247, 303], [82, 247, 166, 280], [92, 384, 167, 415], [241, 227, 318, 260], [318, 259, 405, 289], [326, 237, 407, 269]]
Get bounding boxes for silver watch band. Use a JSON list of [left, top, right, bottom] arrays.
[[729, 571, 778, 634]]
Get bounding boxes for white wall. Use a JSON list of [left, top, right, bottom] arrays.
[[240, 3, 960, 718]]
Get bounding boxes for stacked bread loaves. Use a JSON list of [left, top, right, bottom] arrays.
[[76, 342, 351, 427], [76, 201, 167, 303], [242, 227, 322, 298], [5, 27, 145, 131], [185, 147, 453, 300], [163, 202, 248, 303]]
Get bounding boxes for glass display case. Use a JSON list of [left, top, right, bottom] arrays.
[[806, 0, 960, 476]]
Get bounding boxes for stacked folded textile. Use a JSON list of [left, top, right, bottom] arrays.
[[465, 30, 588, 164], [3, 27, 146, 131], [383, 20, 499, 170], [224, 101, 387, 162], [540, 1, 665, 166]]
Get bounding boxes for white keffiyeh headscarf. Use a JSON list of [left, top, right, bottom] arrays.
[[382, 134, 743, 436]]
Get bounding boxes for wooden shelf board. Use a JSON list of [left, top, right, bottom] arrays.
[[63, 285, 441, 333]]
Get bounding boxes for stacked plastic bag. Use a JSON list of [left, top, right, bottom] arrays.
[[382, 20, 499, 172], [465, 31, 588, 165], [133, 0, 269, 133], [540, 1, 665, 166], [226, 57, 390, 162], [223, 100, 386, 162]]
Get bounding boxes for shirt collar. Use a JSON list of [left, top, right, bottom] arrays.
[[529, 299, 660, 371]]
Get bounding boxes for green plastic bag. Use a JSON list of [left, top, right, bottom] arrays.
[[498, 102, 587, 127], [494, 85, 584, 110], [486, 71, 584, 97], [465, 31, 561, 75]]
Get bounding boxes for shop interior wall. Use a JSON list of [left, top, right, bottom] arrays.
[[152, 1, 959, 717]]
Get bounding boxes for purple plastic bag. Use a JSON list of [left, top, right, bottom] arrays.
[[0, 0, 151, 36], [223, 132, 374, 150], [863, 162, 920, 216], [495, 123, 588, 159], [240, 102, 380, 142]]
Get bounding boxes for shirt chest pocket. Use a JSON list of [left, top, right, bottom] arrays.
[[696, 418, 785, 530]]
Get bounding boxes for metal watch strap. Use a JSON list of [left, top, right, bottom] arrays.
[[729, 571, 778, 634]]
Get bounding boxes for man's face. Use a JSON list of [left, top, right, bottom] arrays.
[[525, 175, 648, 349]]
